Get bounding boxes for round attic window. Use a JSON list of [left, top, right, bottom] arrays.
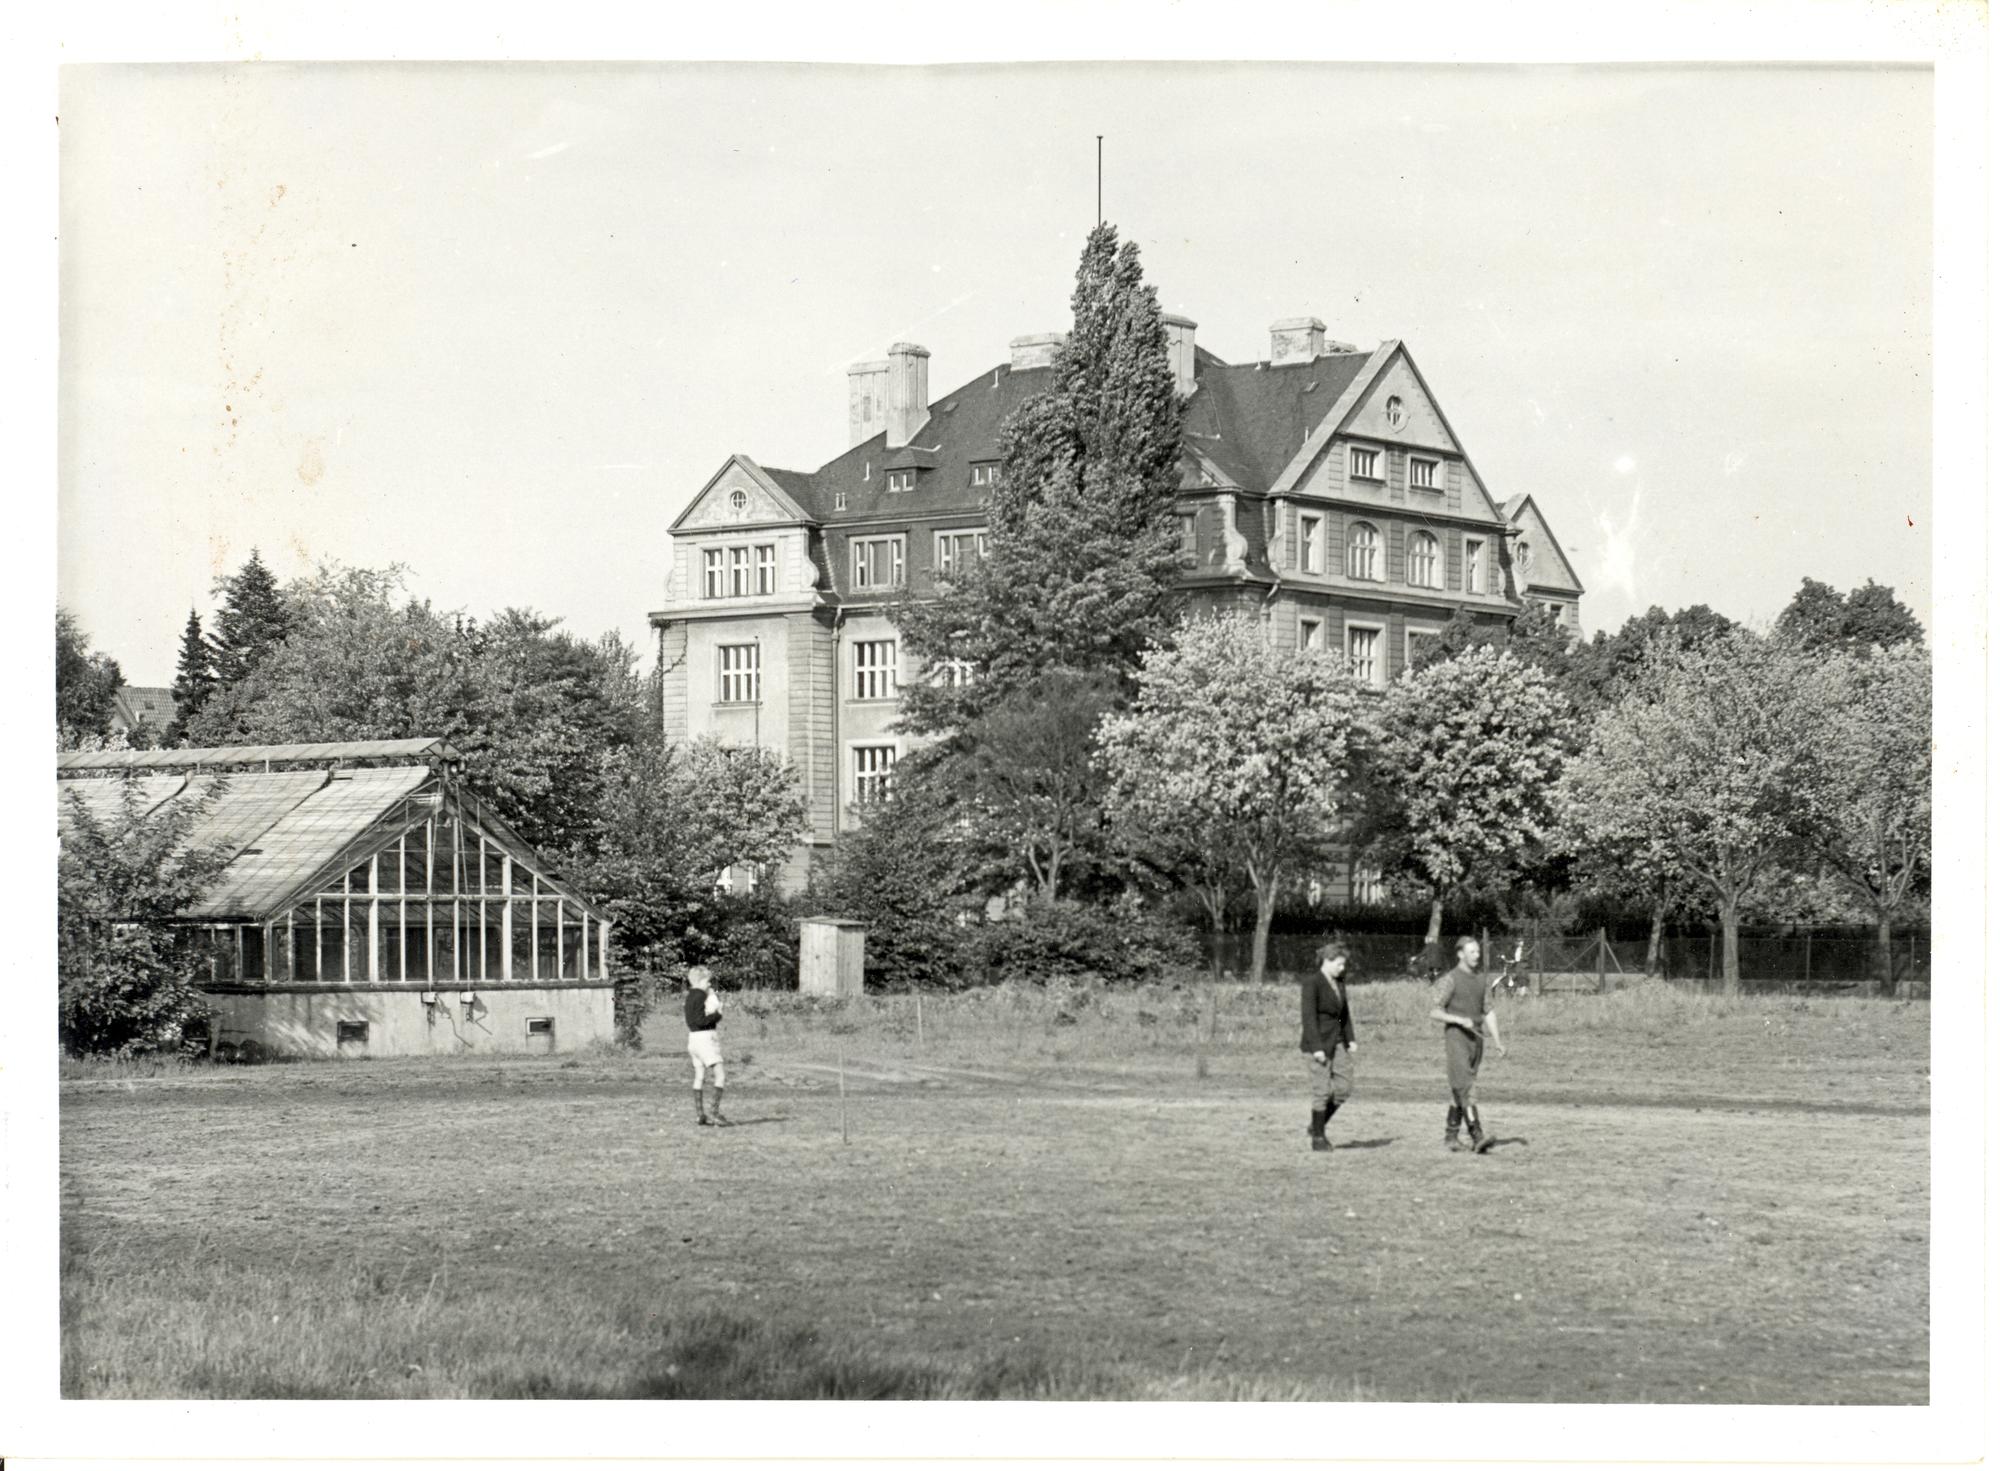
[[1384, 396, 1407, 429], [729, 489, 749, 512]]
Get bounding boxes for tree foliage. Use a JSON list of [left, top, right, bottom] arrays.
[[1556, 632, 1831, 989], [1774, 576, 1925, 656], [56, 606, 125, 740], [167, 609, 217, 741], [1366, 643, 1575, 949], [58, 776, 234, 1055], [208, 549, 295, 689], [1099, 614, 1365, 985], [810, 785, 979, 990], [897, 222, 1185, 733]]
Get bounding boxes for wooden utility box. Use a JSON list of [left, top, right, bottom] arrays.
[[799, 917, 866, 997]]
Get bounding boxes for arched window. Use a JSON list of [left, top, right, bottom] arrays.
[[1406, 530, 1440, 589], [1345, 521, 1381, 581]]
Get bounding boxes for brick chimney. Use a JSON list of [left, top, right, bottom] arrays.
[[1009, 332, 1066, 371], [1270, 316, 1326, 366], [846, 359, 889, 447], [1163, 313, 1198, 396], [885, 342, 931, 449]]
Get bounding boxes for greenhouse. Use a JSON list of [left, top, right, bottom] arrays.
[[56, 738, 617, 1058]]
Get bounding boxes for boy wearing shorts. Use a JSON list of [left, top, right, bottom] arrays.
[[1299, 941, 1357, 1153], [1428, 935, 1505, 1152], [685, 965, 729, 1126]]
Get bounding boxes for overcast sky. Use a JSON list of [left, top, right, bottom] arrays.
[[57, 62, 1930, 682]]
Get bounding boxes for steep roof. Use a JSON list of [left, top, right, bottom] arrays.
[[1183, 352, 1373, 492], [112, 686, 178, 730]]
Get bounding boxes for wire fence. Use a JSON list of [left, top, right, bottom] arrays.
[[1203, 924, 1931, 996]]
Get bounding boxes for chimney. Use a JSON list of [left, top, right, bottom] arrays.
[[1270, 316, 1326, 366], [846, 359, 889, 447], [1163, 313, 1198, 396], [885, 342, 931, 449], [1009, 332, 1066, 371]]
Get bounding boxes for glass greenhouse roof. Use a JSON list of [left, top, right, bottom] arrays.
[[56, 737, 461, 773]]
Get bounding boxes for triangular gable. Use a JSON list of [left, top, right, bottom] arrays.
[[1505, 494, 1586, 595], [1337, 348, 1460, 455], [1266, 341, 1398, 498], [1370, 347, 1509, 524], [670, 454, 815, 533]]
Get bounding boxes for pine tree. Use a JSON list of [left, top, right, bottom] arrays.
[[897, 223, 1186, 734], [208, 549, 293, 688], [166, 609, 216, 739]]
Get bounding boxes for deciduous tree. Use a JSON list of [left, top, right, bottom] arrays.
[[1099, 614, 1365, 985], [1775, 576, 1925, 656], [56, 606, 125, 740]]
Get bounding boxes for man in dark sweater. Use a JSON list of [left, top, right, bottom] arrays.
[[1428, 935, 1506, 1152], [684, 965, 728, 1126], [1299, 941, 1357, 1152]]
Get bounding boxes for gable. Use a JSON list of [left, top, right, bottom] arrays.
[[672, 455, 814, 533], [1338, 351, 1459, 455], [1506, 496, 1586, 595]]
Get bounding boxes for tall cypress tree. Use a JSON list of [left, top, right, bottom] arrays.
[[166, 609, 217, 740], [897, 222, 1186, 735], [208, 549, 294, 688]]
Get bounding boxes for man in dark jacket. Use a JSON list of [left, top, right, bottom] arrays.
[[1299, 941, 1357, 1152]]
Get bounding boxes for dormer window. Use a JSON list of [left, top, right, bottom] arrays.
[[970, 462, 999, 488], [834, 488, 848, 511], [888, 468, 916, 494]]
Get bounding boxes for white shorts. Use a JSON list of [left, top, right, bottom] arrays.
[[687, 1031, 723, 1067]]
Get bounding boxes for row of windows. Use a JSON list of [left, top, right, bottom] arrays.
[[883, 462, 999, 494], [713, 638, 906, 706], [1348, 444, 1443, 491], [1297, 516, 1487, 593], [851, 529, 990, 592], [702, 543, 778, 599], [1296, 618, 1443, 686]]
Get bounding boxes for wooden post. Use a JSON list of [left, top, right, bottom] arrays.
[[1481, 925, 1490, 970], [1195, 987, 1211, 1080], [1709, 931, 1717, 987], [1530, 920, 1542, 996], [838, 1045, 849, 1144], [1804, 930, 1812, 987], [915, 991, 924, 1051], [1596, 927, 1608, 995]]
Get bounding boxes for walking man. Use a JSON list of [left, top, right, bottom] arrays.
[[1300, 941, 1357, 1152], [685, 964, 729, 1126], [1428, 935, 1505, 1152]]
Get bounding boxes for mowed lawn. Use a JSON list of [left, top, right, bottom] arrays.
[[60, 981, 1929, 1401]]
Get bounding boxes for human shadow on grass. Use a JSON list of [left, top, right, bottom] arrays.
[[709, 1116, 790, 1129], [1473, 1136, 1529, 1152], [1329, 1137, 1394, 1150]]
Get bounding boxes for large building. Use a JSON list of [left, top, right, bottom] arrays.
[[652, 311, 1584, 888], [56, 739, 616, 1058]]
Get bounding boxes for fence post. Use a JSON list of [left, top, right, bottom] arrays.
[[1596, 928, 1608, 995], [1531, 919, 1542, 996], [1708, 931, 1716, 988], [1804, 930, 1811, 986], [916, 991, 924, 1051], [1481, 925, 1490, 970]]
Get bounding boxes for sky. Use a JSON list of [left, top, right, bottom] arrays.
[[57, 61, 1932, 683]]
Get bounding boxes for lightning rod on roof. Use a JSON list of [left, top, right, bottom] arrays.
[[1096, 135, 1103, 226]]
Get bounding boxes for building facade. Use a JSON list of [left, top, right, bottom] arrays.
[[651, 312, 1584, 890]]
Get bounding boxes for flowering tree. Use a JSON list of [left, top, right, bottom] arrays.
[[1556, 632, 1830, 990], [1367, 643, 1574, 952], [1099, 614, 1365, 984], [1801, 643, 1930, 990]]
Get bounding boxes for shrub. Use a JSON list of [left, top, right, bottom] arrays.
[[809, 790, 979, 991], [968, 895, 1200, 986]]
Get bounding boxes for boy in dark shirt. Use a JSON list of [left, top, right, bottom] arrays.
[[684, 965, 728, 1126], [1427, 935, 1505, 1152], [1299, 942, 1357, 1152]]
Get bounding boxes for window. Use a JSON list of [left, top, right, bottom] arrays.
[[854, 744, 897, 806], [728, 545, 752, 598], [1298, 514, 1324, 574], [1353, 863, 1385, 905], [1350, 445, 1382, 481], [1299, 617, 1323, 651], [728, 489, 748, 512], [1346, 522, 1382, 581], [1347, 625, 1383, 686], [1409, 457, 1439, 491], [935, 528, 990, 579], [854, 640, 899, 700], [970, 462, 999, 487], [1406, 530, 1441, 589], [887, 468, 915, 493], [834, 488, 848, 511], [1384, 397, 1407, 430], [527, 1016, 554, 1037], [702, 548, 725, 599], [934, 658, 976, 688], [336, 1019, 369, 1048], [718, 643, 761, 704], [754, 544, 776, 595], [852, 535, 905, 591], [1464, 537, 1486, 594], [1176, 512, 1199, 567]]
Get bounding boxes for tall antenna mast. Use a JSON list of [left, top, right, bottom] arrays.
[[1096, 135, 1103, 226]]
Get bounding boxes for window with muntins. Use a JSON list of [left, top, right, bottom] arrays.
[[1406, 530, 1441, 589], [728, 545, 752, 598], [702, 549, 725, 599], [887, 468, 915, 493], [970, 462, 999, 487], [854, 744, 897, 806], [852, 536, 905, 591], [1464, 538, 1486, 594], [1409, 457, 1439, 491], [1177, 512, 1198, 567], [854, 640, 898, 700], [1347, 626, 1382, 686], [1299, 514, 1323, 574], [1346, 522, 1382, 581], [1350, 446, 1382, 481], [754, 544, 776, 595], [718, 643, 761, 704], [1299, 617, 1323, 651], [935, 528, 990, 579]]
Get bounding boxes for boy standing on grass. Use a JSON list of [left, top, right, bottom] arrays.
[[1428, 935, 1505, 1152], [685, 965, 729, 1127], [1300, 941, 1357, 1153]]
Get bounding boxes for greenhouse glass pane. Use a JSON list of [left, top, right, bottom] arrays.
[[511, 899, 533, 979]]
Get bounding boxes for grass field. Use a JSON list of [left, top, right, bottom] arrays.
[[60, 980, 1929, 1401]]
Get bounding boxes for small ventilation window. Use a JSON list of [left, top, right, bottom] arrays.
[[527, 1017, 554, 1037], [336, 1020, 368, 1047]]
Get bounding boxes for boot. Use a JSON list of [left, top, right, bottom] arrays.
[[708, 1082, 730, 1127], [1467, 1106, 1490, 1154], [694, 1087, 712, 1126], [1309, 1105, 1332, 1152], [1444, 1104, 1464, 1152]]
